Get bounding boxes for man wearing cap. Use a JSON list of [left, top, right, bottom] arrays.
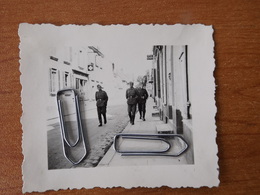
[[126, 82, 138, 125], [95, 84, 108, 127], [137, 85, 149, 121]]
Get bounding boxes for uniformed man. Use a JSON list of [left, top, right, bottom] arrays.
[[95, 84, 108, 127], [137, 84, 149, 121], [126, 82, 138, 125]]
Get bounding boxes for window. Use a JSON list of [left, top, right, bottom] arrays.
[[63, 61, 70, 65], [63, 72, 70, 88], [50, 56, 58, 61], [49, 68, 59, 96], [75, 78, 80, 89]]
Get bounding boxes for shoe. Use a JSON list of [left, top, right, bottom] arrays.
[[98, 124, 102, 127], [143, 118, 145, 121], [140, 116, 142, 119], [104, 120, 107, 124]]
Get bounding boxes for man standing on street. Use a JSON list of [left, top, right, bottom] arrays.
[[126, 82, 138, 125], [138, 84, 149, 121], [95, 84, 108, 127]]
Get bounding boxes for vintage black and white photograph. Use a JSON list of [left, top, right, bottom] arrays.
[[46, 45, 194, 169], [20, 24, 218, 192]]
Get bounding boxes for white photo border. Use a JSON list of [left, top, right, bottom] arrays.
[[19, 23, 219, 193]]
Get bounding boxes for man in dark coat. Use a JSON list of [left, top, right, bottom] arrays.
[[137, 85, 149, 121], [95, 84, 108, 127], [126, 82, 138, 125]]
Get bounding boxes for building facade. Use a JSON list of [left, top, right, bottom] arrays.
[[46, 46, 127, 120], [151, 45, 193, 163]]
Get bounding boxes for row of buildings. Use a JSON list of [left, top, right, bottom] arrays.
[[46, 46, 129, 119], [148, 45, 193, 163]]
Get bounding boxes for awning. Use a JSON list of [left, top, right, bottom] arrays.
[[72, 69, 89, 78]]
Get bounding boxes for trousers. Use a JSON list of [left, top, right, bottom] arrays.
[[97, 106, 107, 124], [138, 102, 146, 118], [128, 104, 136, 123]]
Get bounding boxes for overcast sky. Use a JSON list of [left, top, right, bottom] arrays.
[[99, 43, 153, 82]]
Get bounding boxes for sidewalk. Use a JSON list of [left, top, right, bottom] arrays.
[[98, 97, 188, 167]]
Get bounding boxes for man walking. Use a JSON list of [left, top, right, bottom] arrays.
[[95, 84, 108, 127], [138, 85, 149, 121], [126, 82, 138, 125]]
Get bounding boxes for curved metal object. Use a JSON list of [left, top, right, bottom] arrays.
[[114, 135, 171, 153], [114, 133, 189, 157], [57, 89, 87, 165]]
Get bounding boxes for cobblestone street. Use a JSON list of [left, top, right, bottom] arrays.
[[47, 103, 129, 169]]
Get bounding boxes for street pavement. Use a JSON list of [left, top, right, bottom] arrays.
[[47, 94, 190, 170], [98, 97, 189, 167]]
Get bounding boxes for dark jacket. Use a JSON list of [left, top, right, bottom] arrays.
[[126, 87, 138, 105], [95, 90, 108, 107], [138, 88, 148, 104]]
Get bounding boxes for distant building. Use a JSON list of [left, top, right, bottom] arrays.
[[46, 46, 126, 119], [48, 46, 104, 98]]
